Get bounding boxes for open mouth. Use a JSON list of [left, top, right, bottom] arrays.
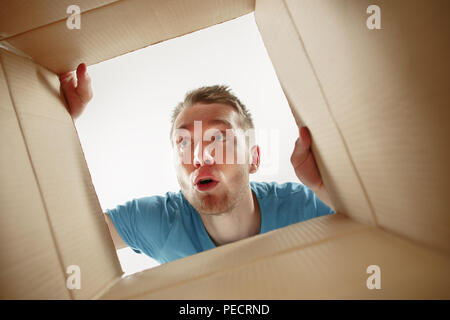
[[199, 179, 213, 185], [195, 178, 219, 192]]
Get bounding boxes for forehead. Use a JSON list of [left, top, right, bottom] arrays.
[[174, 103, 241, 130]]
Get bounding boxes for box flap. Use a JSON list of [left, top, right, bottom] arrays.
[[1, 0, 255, 74], [0, 48, 123, 299], [0, 50, 70, 299], [0, 0, 118, 40], [101, 214, 450, 299], [256, 0, 450, 254], [255, 0, 376, 226]]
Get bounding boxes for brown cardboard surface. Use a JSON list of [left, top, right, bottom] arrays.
[[0, 0, 118, 40], [279, 0, 450, 254], [0, 51, 70, 299], [0, 48, 123, 299], [255, 0, 376, 226], [101, 214, 366, 299], [1, 0, 255, 74], [1, 0, 449, 300], [101, 214, 450, 299]]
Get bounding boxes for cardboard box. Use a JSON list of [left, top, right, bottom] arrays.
[[1, 0, 449, 299]]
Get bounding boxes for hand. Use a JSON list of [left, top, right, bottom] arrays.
[[291, 126, 333, 209], [59, 63, 93, 119]]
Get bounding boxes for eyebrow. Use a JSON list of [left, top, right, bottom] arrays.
[[176, 119, 233, 131]]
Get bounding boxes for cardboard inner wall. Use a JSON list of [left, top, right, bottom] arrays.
[[0, 53, 70, 299], [0, 0, 118, 40], [102, 214, 367, 299], [0, 0, 449, 299], [0, 48, 123, 299], [255, 0, 450, 254], [287, 0, 450, 255], [0, 0, 255, 74], [255, 0, 376, 227], [102, 214, 450, 299]]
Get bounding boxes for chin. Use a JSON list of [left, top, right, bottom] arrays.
[[195, 192, 233, 215]]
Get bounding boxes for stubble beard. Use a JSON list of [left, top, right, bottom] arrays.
[[197, 192, 233, 215], [184, 178, 248, 215]]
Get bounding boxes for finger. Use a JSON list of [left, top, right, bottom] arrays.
[[59, 74, 80, 115], [299, 126, 311, 149], [75, 63, 93, 103], [76, 62, 86, 79], [294, 151, 323, 189], [291, 138, 309, 169], [59, 70, 74, 81]]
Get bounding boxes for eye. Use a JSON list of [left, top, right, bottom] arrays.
[[213, 132, 225, 142], [177, 137, 191, 148]]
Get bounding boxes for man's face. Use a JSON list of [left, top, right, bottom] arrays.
[[172, 103, 259, 215]]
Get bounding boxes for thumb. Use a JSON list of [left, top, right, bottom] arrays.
[[59, 70, 76, 93], [291, 126, 311, 168], [299, 126, 311, 149]]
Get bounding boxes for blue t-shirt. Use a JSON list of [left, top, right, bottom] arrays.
[[106, 181, 334, 264]]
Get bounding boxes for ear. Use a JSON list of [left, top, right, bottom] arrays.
[[249, 145, 260, 174]]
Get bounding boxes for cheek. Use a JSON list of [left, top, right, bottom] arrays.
[[175, 147, 194, 165], [174, 161, 193, 186], [220, 163, 249, 187], [222, 139, 249, 165]]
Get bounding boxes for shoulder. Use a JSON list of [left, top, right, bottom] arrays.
[[250, 181, 327, 216], [106, 191, 184, 224], [104, 191, 187, 257], [135, 191, 183, 214], [251, 181, 334, 230]]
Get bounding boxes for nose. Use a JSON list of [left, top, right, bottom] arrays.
[[193, 141, 215, 168]]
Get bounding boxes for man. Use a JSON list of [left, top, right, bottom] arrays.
[[59, 63, 335, 264]]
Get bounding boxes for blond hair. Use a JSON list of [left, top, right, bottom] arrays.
[[170, 85, 255, 142]]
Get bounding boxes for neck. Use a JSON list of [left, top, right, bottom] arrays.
[[199, 186, 261, 246]]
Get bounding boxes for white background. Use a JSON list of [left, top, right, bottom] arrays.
[[75, 13, 301, 275]]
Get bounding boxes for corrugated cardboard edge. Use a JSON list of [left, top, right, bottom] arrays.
[[69, 100, 126, 300], [275, 0, 378, 224], [254, 0, 377, 226], [68, 82, 126, 300]]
